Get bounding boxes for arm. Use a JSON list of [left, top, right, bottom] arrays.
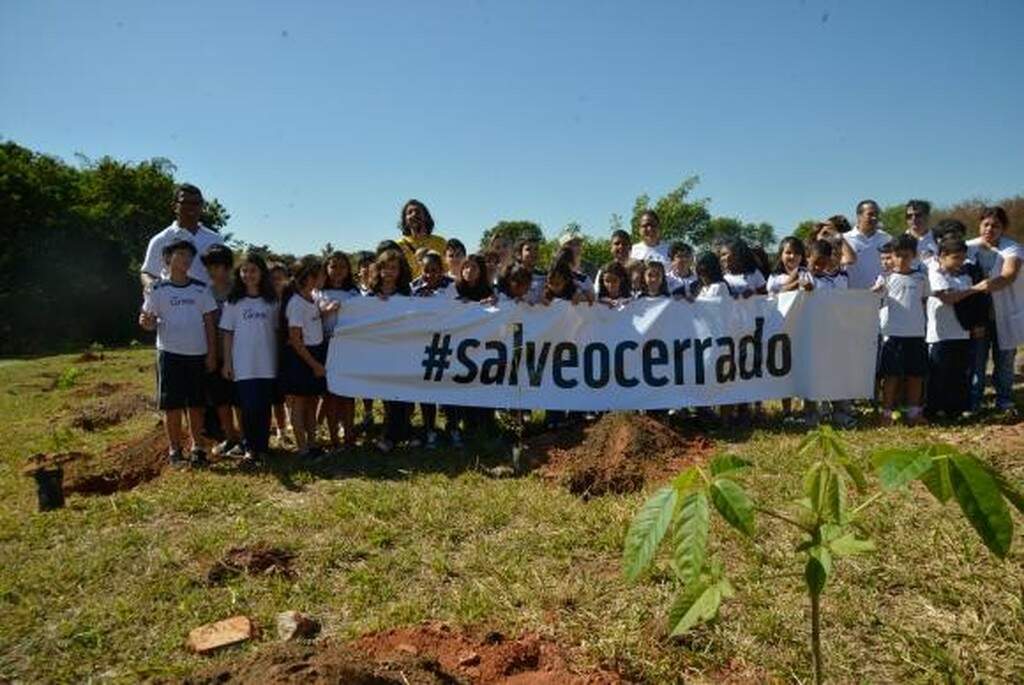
[[972, 255, 1020, 293], [288, 326, 326, 377], [203, 312, 218, 372], [840, 238, 857, 266], [933, 289, 973, 305], [221, 331, 234, 380]]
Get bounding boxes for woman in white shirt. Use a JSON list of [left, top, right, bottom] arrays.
[[967, 206, 1022, 414]]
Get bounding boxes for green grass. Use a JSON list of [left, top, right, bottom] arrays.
[[1, 348, 1022, 682]]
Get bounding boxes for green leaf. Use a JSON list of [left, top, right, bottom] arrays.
[[710, 478, 756, 537], [872, 448, 933, 490], [623, 486, 679, 581], [667, 578, 731, 636], [829, 532, 876, 557], [710, 454, 751, 477], [672, 467, 702, 497], [978, 461, 1024, 515], [919, 456, 954, 504], [672, 491, 710, 586], [949, 454, 1014, 559], [805, 463, 845, 522], [804, 546, 832, 596], [797, 431, 819, 458], [840, 458, 868, 494]]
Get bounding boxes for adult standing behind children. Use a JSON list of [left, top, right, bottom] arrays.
[[904, 199, 937, 263], [629, 210, 670, 264], [844, 200, 892, 289], [397, 199, 447, 278], [141, 184, 224, 288]]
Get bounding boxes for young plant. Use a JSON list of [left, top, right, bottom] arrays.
[[623, 427, 1023, 684]]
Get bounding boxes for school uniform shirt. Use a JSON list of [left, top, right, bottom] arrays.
[[527, 269, 547, 304], [766, 270, 810, 294], [140, 222, 224, 284], [572, 270, 594, 295], [410, 276, 456, 298], [724, 270, 766, 295], [142, 279, 218, 355], [926, 266, 971, 343], [666, 271, 698, 295], [907, 230, 938, 264], [219, 297, 279, 380], [629, 242, 671, 264], [285, 294, 324, 346], [844, 228, 893, 289], [877, 269, 930, 338], [967, 236, 1024, 350], [316, 287, 360, 336], [812, 270, 848, 290], [696, 282, 732, 300]]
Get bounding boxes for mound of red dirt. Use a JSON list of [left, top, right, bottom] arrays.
[[206, 544, 297, 585], [526, 413, 713, 497], [186, 622, 621, 684], [67, 392, 152, 431], [62, 421, 168, 496]]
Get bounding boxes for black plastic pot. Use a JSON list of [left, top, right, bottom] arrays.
[[33, 466, 65, 511]]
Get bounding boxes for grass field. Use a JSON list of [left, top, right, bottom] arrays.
[[1, 348, 1022, 683]]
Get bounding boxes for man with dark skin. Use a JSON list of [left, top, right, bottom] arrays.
[[141, 184, 224, 289], [397, 199, 446, 277], [844, 199, 892, 290]]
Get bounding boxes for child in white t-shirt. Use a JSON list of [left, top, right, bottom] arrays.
[[280, 257, 328, 457], [666, 241, 698, 296], [316, 251, 361, 451], [871, 234, 931, 424], [767, 237, 810, 295], [139, 240, 218, 468], [720, 238, 767, 298], [220, 252, 279, 462]]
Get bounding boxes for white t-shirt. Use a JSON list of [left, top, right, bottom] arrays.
[[285, 293, 324, 346], [140, 222, 224, 285], [907, 230, 938, 264], [666, 270, 697, 295], [142, 279, 217, 355], [316, 287, 360, 335], [724, 270, 766, 296], [630, 241, 671, 264], [878, 270, 930, 337], [697, 282, 732, 300], [845, 229, 892, 289], [926, 266, 971, 343], [812, 271, 848, 290], [968, 236, 1024, 350], [219, 297, 279, 380]]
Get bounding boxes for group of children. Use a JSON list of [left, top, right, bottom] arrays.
[[139, 205, 1018, 467]]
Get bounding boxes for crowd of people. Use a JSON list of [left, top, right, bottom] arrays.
[[138, 184, 1022, 467]]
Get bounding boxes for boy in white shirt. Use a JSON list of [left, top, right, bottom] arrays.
[[666, 241, 697, 295], [871, 234, 930, 425], [925, 237, 978, 420], [139, 240, 218, 467]]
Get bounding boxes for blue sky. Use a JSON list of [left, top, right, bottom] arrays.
[[2, 0, 1022, 253]]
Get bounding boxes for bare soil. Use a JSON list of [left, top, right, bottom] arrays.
[[67, 391, 151, 431], [62, 421, 168, 495], [525, 413, 713, 497], [185, 622, 622, 684], [206, 544, 297, 585]]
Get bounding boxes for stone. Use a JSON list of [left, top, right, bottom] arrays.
[[276, 610, 320, 641], [187, 615, 253, 654], [458, 651, 481, 667]]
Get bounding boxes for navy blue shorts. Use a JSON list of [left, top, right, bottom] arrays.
[[205, 370, 237, 407], [279, 342, 327, 397], [157, 351, 207, 410], [879, 336, 928, 378]]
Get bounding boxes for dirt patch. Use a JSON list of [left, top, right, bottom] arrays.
[[62, 422, 168, 496], [206, 544, 296, 585], [67, 392, 152, 431], [183, 622, 621, 684], [76, 350, 104, 362], [525, 413, 713, 497], [71, 381, 129, 398]]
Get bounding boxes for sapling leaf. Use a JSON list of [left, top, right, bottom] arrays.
[[797, 431, 818, 458], [672, 467, 702, 497], [840, 458, 867, 494], [872, 448, 933, 490], [710, 478, 756, 537], [672, 490, 710, 586], [823, 468, 847, 523], [829, 532, 876, 557], [978, 461, 1024, 515], [667, 577, 732, 636], [804, 462, 825, 511], [919, 455, 954, 504], [710, 454, 751, 477], [623, 486, 678, 581], [949, 454, 1014, 559], [804, 546, 832, 595]]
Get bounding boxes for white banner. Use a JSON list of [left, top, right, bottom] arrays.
[[326, 291, 880, 411]]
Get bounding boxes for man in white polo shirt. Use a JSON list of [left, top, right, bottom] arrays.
[[904, 199, 937, 263], [844, 199, 892, 289], [141, 184, 224, 288]]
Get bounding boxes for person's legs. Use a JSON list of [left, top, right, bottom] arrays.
[[322, 395, 340, 448], [993, 347, 1017, 410], [947, 340, 971, 415], [288, 396, 307, 451], [904, 377, 924, 423], [164, 409, 185, 453], [338, 396, 355, 447], [186, 406, 207, 453], [302, 396, 319, 447], [237, 380, 273, 455], [969, 335, 992, 410]]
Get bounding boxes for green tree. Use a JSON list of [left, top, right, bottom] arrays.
[[880, 203, 907, 236], [794, 219, 818, 242], [703, 216, 775, 248], [479, 220, 544, 251]]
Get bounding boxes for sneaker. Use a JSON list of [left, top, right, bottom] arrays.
[[375, 437, 394, 453], [189, 448, 209, 467], [450, 430, 464, 447], [225, 441, 246, 457], [426, 430, 438, 449], [238, 451, 261, 470], [168, 449, 188, 470]]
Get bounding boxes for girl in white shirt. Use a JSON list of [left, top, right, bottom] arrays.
[[720, 239, 767, 298], [316, 251, 360, 450], [279, 257, 327, 457], [767, 237, 809, 294], [220, 252, 279, 461]]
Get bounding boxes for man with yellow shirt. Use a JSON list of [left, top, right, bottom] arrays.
[[397, 199, 447, 277]]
